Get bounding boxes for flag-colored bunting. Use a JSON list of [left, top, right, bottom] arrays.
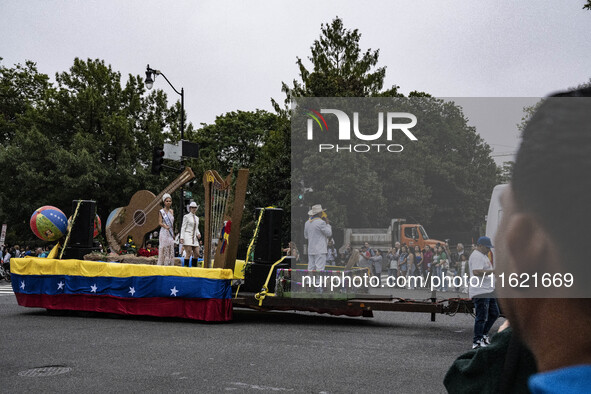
[[11, 257, 233, 322]]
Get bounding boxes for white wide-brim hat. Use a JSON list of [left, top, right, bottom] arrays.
[[189, 201, 198, 208], [308, 204, 326, 216]]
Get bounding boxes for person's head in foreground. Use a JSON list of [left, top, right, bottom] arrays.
[[495, 88, 591, 388]]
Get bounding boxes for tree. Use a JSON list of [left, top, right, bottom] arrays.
[[0, 59, 51, 145], [281, 18, 498, 246], [273, 17, 403, 114], [0, 58, 184, 245], [0, 57, 291, 255], [275, 17, 398, 246]]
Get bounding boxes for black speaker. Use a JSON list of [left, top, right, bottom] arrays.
[[69, 200, 96, 248], [253, 208, 283, 264], [242, 261, 291, 293]]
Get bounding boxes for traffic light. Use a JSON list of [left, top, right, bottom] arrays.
[[151, 147, 165, 175], [297, 180, 313, 203], [297, 180, 305, 200]]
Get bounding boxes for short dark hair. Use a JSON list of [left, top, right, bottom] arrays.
[[512, 87, 591, 268]]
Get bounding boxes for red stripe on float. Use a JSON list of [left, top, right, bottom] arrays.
[[15, 293, 232, 322]]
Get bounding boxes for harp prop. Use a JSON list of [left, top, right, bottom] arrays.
[[203, 168, 249, 270]]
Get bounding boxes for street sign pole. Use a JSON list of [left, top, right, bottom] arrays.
[[0, 224, 7, 249]]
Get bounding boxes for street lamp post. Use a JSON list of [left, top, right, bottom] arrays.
[[145, 64, 186, 237]]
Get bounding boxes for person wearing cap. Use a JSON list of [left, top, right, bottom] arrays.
[[468, 236, 499, 349], [304, 204, 332, 271], [180, 201, 201, 265]]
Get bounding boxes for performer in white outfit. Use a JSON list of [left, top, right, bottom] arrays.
[[158, 193, 175, 266], [304, 204, 332, 271], [180, 201, 201, 263]]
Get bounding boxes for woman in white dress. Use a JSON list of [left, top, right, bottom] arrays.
[[180, 201, 201, 263], [157, 193, 175, 266]]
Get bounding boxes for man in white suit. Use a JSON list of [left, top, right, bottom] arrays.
[[304, 204, 332, 271]]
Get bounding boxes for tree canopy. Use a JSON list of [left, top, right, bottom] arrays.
[[280, 18, 499, 245], [0, 57, 289, 256], [0, 58, 181, 245]]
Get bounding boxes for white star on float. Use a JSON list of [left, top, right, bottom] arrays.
[[90, 284, 98, 293], [170, 286, 179, 296], [57, 281, 65, 290], [20, 281, 25, 290], [129, 287, 136, 296]]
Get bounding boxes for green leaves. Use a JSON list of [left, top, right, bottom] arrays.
[[290, 17, 387, 99], [0, 58, 183, 244], [280, 16, 500, 242]]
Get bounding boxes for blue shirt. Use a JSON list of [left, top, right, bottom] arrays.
[[529, 365, 591, 394]]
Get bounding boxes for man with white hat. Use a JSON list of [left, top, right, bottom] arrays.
[[304, 204, 332, 271]]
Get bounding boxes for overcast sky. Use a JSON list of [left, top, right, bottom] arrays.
[[2, 1, 589, 162]]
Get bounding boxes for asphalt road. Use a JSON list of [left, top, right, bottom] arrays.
[[0, 285, 502, 393]]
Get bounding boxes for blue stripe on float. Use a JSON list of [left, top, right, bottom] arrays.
[[11, 273, 232, 299]]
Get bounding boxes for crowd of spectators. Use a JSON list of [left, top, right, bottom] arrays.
[[363, 241, 471, 291], [1, 244, 52, 261], [1, 244, 52, 273], [290, 238, 473, 292]]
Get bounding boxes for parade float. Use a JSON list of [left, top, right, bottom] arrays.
[[12, 167, 474, 322], [11, 168, 239, 322]]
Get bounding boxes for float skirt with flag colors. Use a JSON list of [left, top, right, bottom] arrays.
[[11, 257, 233, 322]]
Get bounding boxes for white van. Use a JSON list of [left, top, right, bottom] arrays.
[[485, 184, 508, 242]]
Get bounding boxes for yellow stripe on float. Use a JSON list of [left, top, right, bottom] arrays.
[[11, 257, 233, 280]]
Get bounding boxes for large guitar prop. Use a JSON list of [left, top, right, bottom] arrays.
[[106, 167, 195, 252]]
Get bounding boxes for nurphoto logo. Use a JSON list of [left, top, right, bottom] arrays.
[[305, 108, 418, 153]]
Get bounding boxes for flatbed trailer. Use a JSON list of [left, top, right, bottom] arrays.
[[233, 258, 475, 320], [233, 292, 474, 320]]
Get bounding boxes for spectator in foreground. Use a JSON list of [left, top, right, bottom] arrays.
[[494, 89, 591, 392], [446, 88, 591, 393]]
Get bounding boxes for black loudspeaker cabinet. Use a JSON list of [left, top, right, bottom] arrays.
[[242, 260, 291, 293], [253, 207, 283, 265], [69, 200, 96, 248]]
